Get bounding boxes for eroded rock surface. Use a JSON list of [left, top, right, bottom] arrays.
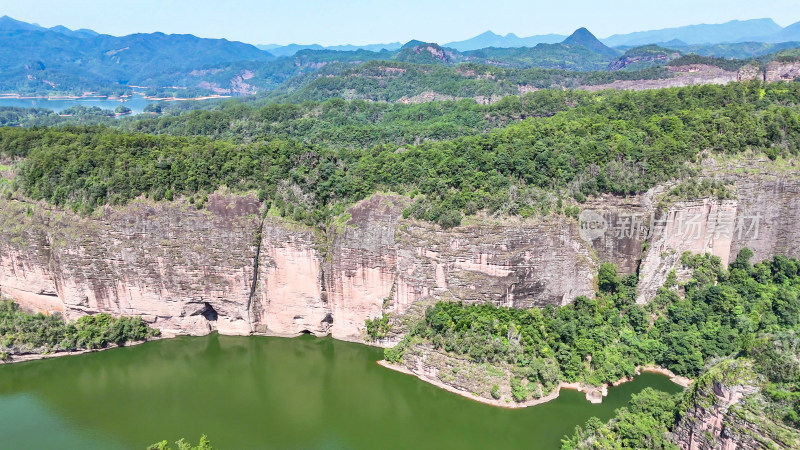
[[1, 167, 800, 343], [672, 359, 800, 449]]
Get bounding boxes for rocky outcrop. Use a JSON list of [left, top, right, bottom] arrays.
[[326, 194, 404, 341], [583, 64, 765, 92], [1, 161, 799, 343], [607, 51, 680, 71], [765, 61, 800, 82], [251, 220, 328, 337], [0, 192, 595, 341], [672, 359, 800, 449], [636, 198, 738, 303], [637, 167, 800, 302], [585, 61, 798, 92], [0, 194, 262, 336]]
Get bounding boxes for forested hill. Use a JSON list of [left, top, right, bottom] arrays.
[[3, 15, 800, 100], [0, 17, 273, 96], [1, 81, 798, 229]]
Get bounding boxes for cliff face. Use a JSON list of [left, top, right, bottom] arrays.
[[1, 163, 799, 343], [0, 191, 595, 341], [582, 61, 799, 92], [765, 61, 800, 82], [392, 218, 594, 310], [672, 359, 800, 449], [0, 194, 262, 336], [249, 193, 596, 342]]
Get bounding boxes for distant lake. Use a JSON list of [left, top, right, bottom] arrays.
[[0, 95, 156, 114]]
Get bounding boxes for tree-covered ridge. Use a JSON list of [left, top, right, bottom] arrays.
[[259, 61, 673, 103], [667, 54, 754, 72], [383, 250, 800, 403], [563, 333, 800, 448], [0, 300, 160, 360], [2, 81, 799, 228], [461, 43, 615, 71], [124, 89, 584, 142]]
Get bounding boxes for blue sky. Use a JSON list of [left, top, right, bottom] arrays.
[[1, 0, 799, 46]]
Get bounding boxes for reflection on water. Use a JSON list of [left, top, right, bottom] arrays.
[[0, 334, 683, 449]]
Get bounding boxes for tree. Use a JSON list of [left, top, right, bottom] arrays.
[[598, 263, 620, 293], [147, 435, 214, 450]]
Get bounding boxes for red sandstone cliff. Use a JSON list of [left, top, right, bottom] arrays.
[[0, 161, 799, 344]]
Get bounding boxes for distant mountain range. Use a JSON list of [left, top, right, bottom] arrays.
[[262, 18, 800, 55], [0, 15, 100, 38], [257, 42, 402, 57], [445, 31, 566, 52], [0, 14, 799, 99], [0, 15, 273, 94], [602, 18, 792, 47], [451, 18, 800, 51]]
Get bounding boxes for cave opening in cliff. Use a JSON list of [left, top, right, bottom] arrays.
[[201, 302, 218, 321], [299, 329, 313, 335]]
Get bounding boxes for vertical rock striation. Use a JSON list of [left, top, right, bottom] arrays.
[[1, 169, 800, 342], [0, 194, 262, 336]]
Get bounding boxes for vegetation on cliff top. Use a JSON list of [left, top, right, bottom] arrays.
[[0, 300, 159, 358], [1, 80, 799, 229], [376, 249, 800, 446], [563, 335, 800, 449], [384, 249, 800, 407], [562, 250, 800, 448], [667, 54, 754, 72]]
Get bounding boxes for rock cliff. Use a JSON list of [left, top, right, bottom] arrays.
[[672, 359, 800, 449], [1, 160, 799, 344], [583, 61, 799, 92]]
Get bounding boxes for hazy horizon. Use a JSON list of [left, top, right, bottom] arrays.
[[1, 0, 799, 46]]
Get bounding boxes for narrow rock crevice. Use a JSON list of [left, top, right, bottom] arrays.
[[247, 217, 266, 329], [319, 266, 328, 304]]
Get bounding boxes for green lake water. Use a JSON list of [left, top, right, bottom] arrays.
[[0, 334, 682, 449]]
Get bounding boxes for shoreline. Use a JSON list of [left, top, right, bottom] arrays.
[[379, 360, 585, 409], [0, 338, 158, 365], [377, 360, 693, 409], [0, 93, 230, 102], [142, 95, 232, 101], [0, 93, 121, 101], [639, 365, 693, 387]]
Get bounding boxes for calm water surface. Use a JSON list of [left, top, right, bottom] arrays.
[[0, 96, 156, 114], [0, 334, 682, 449]]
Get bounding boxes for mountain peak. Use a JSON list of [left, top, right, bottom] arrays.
[[402, 39, 430, 49], [0, 15, 43, 31], [563, 27, 598, 44], [563, 27, 618, 56]]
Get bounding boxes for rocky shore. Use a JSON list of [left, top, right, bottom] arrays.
[[378, 359, 692, 408]]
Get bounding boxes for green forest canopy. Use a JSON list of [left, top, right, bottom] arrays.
[[380, 250, 800, 447], [1, 80, 799, 229]]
